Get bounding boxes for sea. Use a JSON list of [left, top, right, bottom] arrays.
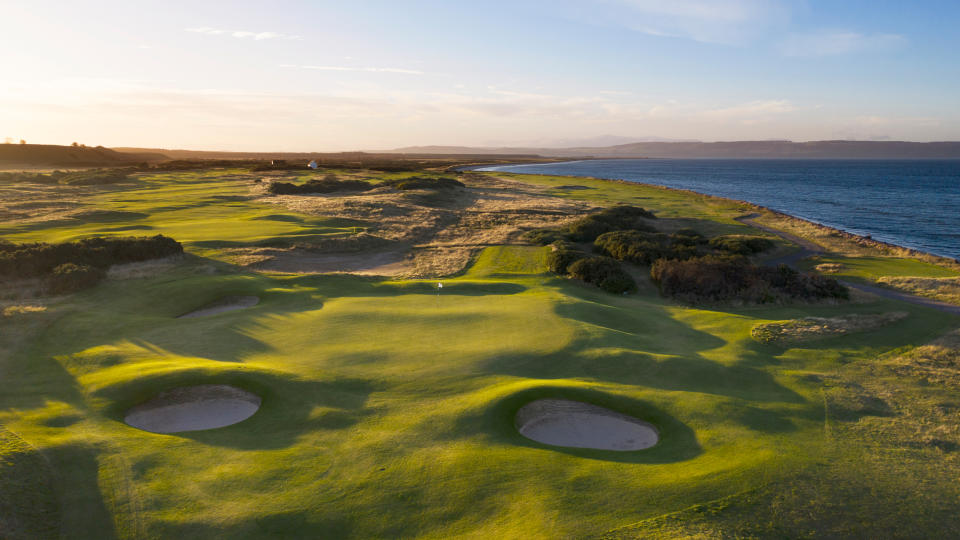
[[477, 159, 960, 260]]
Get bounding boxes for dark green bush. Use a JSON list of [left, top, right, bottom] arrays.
[[268, 178, 374, 195], [708, 235, 775, 255], [595, 230, 701, 265], [565, 205, 657, 241], [546, 241, 588, 274], [525, 205, 658, 244], [525, 229, 567, 246], [651, 256, 847, 303], [0, 235, 183, 279], [382, 176, 465, 190], [58, 169, 131, 185], [45, 263, 105, 294], [567, 256, 636, 293]]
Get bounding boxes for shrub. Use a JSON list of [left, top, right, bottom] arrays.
[[567, 256, 636, 293], [708, 235, 775, 255], [45, 263, 105, 294], [525, 205, 658, 244], [0, 235, 183, 279], [565, 205, 657, 241], [57, 169, 131, 185], [650, 256, 847, 304], [268, 178, 374, 195], [595, 230, 701, 265], [546, 241, 588, 274], [382, 176, 465, 190], [525, 229, 567, 246]]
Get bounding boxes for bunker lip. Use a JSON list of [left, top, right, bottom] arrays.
[[124, 384, 261, 433], [178, 295, 259, 318], [515, 399, 659, 451]]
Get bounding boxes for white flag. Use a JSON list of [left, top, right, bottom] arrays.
[[438, 283, 443, 289]]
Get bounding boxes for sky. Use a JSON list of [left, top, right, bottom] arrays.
[[1, 0, 958, 151]]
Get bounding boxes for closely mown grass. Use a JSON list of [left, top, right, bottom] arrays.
[[2, 167, 960, 538]]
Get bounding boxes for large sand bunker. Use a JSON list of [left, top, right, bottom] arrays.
[[178, 296, 259, 318], [515, 399, 659, 451], [124, 384, 261, 433]]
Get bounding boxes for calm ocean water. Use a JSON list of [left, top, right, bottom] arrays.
[[478, 159, 960, 259]]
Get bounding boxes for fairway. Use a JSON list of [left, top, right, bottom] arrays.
[[3, 168, 960, 538]]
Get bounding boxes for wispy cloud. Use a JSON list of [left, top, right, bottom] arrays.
[[779, 31, 907, 56], [557, 0, 791, 44], [282, 64, 424, 75], [186, 27, 301, 41]]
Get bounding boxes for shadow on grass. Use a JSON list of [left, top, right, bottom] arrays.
[[457, 385, 701, 464], [97, 367, 379, 450], [43, 444, 119, 538]]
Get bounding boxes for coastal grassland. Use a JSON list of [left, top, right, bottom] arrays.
[[3, 167, 960, 537]]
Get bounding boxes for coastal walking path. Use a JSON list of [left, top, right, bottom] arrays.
[[736, 213, 960, 316]]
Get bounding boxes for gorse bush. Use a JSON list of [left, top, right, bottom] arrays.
[[45, 263, 105, 294], [0, 235, 183, 279], [546, 241, 589, 274], [594, 230, 701, 265], [381, 176, 465, 190], [567, 256, 637, 294], [526, 205, 657, 245], [595, 231, 774, 265], [268, 178, 375, 195], [708, 235, 775, 256], [58, 169, 131, 185], [651, 255, 848, 303], [565, 205, 657, 242]]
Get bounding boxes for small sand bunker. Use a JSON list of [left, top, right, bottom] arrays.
[[515, 399, 659, 451], [178, 296, 259, 318], [124, 384, 261, 433]]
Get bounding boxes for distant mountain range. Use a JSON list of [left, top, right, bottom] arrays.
[[388, 140, 960, 159]]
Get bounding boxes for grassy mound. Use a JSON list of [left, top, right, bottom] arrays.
[[751, 312, 909, 345]]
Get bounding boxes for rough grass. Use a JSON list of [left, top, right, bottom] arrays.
[[885, 328, 960, 387], [877, 276, 960, 306], [751, 312, 909, 345]]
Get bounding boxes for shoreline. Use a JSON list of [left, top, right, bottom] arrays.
[[479, 167, 960, 269]]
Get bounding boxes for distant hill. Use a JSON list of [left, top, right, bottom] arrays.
[[109, 147, 544, 161], [390, 140, 960, 159], [0, 144, 168, 167]]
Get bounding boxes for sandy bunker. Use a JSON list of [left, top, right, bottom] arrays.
[[178, 296, 259, 318], [124, 384, 261, 433], [516, 399, 658, 451]]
